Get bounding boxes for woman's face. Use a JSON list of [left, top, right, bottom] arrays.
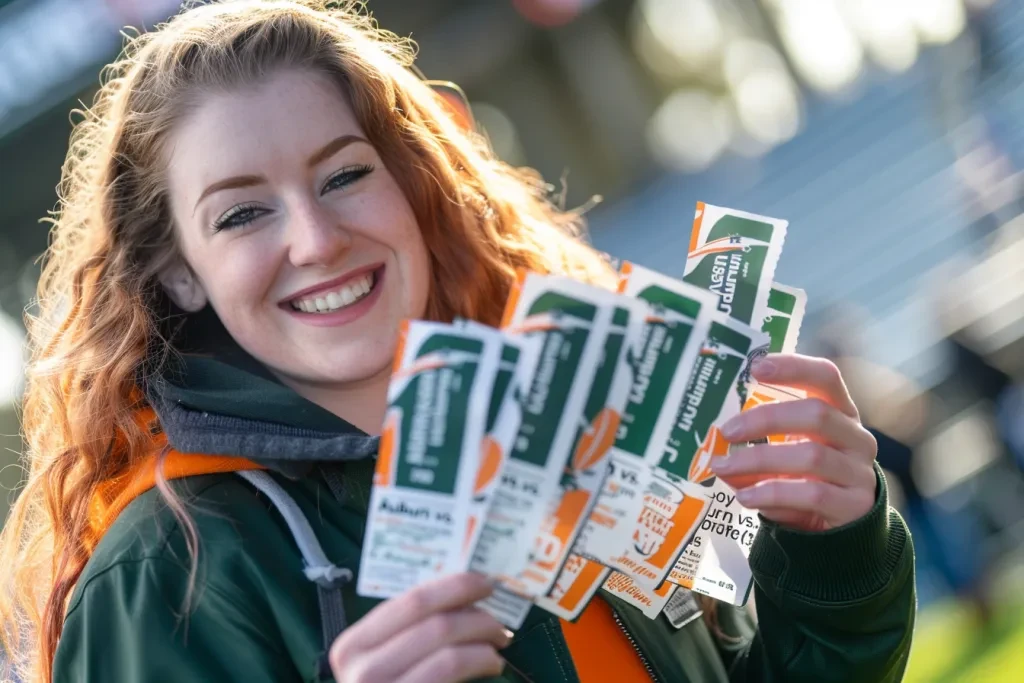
[[164, 68, 430, 392]]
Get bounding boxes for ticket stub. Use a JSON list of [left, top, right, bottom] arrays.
[[535, 554, 611, 621], [602, 571, 677, 620], [614, 263, 720, 465], [662, 588, 704, 629], [614, 310, 766, 589], [659, 314, 769, 487], [760, 283, 806, 354], [670, 383, 801, 606], [668, 479, 758, 603], [461, 333, 543, 566], [505, 296, 644, 598], [683, 202, 788, 327], [478, 586, 534, 630], [358, 322, 500, 599], [574, 263, 717, 572], [471, 272, 610, 593], [614, 470, 709, 587]]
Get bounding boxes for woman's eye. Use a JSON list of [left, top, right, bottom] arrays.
[[213, 204, 265, 232], [322, 164, 374, 194]]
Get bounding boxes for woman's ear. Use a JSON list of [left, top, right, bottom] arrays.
[[158, 261, 208, 312]]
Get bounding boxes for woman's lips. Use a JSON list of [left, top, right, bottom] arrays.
[[283, 265, 385, 327]]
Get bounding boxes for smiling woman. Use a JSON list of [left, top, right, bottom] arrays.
[[161, 71, 432, 432], [0, 2, 915, 683]]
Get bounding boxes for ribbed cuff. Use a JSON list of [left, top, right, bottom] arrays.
[[748, 464, 910, 604]]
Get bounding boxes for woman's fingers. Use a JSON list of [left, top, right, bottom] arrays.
[[734, 478, 875, 528], [355, 608, 509, 681], [330, 573, 493, 669], [721, 397, 876, 453], [398, 644, 505, 683], [711, 441, 876, 491], [751, 354, 858, 419]]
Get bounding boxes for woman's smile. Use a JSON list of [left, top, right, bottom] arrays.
[[281, 263, 386, 327]]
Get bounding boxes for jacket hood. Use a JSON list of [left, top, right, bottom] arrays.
[[88, 309, 381, 544], [148, 306, 380, 475]]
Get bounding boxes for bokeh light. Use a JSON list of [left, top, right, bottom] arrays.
[[908, 0, 968, 45], [775, 0, 865, 93], [635, 0, 725, 75], [842, 0, 920, 73], [723, 39, 801, 146], [647, 88, 734, 172], [0, 311, 24, 409]]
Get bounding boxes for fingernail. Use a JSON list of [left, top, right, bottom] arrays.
[[711, 457, 731, 473], [720, 417, 742, 439], [753, 359, 776, 379], [735, 487, 754, 505]]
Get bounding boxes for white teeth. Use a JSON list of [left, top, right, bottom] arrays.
[[291, 273, 375, 314]]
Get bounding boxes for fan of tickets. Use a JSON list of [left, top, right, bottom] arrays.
[[357, 202, 808, 629]]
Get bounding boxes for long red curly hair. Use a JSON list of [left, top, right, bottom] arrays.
[[0, 1, 616, 679]]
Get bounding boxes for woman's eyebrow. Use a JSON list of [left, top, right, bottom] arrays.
[[193, 134, 370, 212]]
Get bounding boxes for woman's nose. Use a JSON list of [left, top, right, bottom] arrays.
[[286, 201, 353, 268]]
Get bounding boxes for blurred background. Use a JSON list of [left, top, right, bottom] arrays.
[[2, 0, 1024, 680]]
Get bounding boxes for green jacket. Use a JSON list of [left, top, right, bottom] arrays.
[[53, 351, 916, 683]]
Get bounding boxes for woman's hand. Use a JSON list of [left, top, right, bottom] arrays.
[[329, 573, 509, 683], [711, 353, 879, 532]]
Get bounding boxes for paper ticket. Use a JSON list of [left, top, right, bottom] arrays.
[[668, 479, 758, 604], [461, 332, 543, 566], [658, 315, 767, 593], [614, 470, 709, 587], [670, 381, 801, 606], [573, 263, 717, 570], [358, 321, 501, 599], [683, 202, 788, 327], [607, 298, 766, 589], [535, 554, 611, 621], [503, 293, 645, 597], [478, 586, 534, 630], [760, 283, 806, 354], [602, 571, 677, 620], [471, 272, 611, 594]]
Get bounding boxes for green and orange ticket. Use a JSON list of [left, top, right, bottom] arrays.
[[761, 283, 806, 354], [684, 202, 788, 327], [358, 321, 503, 599], [612, 276, 768, 590], [602, 570, 678, 619], [491, 274, 646, 598], [472, 272, 613, 595], [534, 554, 611, 621], [572, 263, 717, 572], [460, 329, 543, 568]]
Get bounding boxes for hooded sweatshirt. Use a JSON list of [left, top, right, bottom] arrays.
[[53, 322, 916, 683]]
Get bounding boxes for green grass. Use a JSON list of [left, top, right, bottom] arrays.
[[905, 579, 1024, 682]]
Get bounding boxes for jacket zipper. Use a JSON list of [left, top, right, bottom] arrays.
[[611, 607, 662, 683]]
